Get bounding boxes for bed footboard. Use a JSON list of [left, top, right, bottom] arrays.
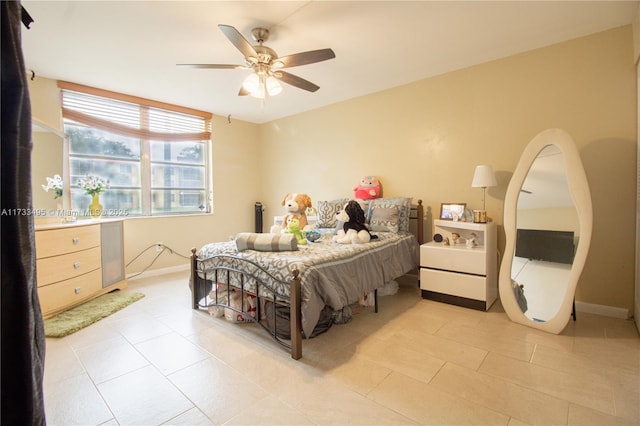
[[190, 248, 302, 360]]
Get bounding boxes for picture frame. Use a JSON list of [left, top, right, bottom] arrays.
[[439, 203, 466, 220]]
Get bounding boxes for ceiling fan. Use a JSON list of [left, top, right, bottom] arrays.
[[178, 24, 336, 99]]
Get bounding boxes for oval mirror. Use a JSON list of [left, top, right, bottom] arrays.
[[499, 128, 592, 334]]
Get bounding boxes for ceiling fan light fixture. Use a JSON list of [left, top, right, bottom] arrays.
[[242, 73, 282, 99], [242, 73, 260, 93], [266, 76, 282, 96], [250, 88, 266, 99]]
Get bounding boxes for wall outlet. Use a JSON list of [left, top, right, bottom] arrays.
[[155, 242, 163, 252]]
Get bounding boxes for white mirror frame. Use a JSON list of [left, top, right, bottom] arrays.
[[499, 128, 593, 334]]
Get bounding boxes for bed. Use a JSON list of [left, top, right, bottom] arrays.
[[190, 198, 424, 359]]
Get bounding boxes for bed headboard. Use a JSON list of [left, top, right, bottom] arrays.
[[410, 200, 424, 245]]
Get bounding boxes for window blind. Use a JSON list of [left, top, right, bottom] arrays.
[[58, 81, 212, 141]]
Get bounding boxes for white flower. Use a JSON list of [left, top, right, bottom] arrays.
[[78, 175, 109, 196], [42, 174, 63, 198]]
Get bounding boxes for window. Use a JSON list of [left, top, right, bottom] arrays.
[[59, 81, 212, 217]]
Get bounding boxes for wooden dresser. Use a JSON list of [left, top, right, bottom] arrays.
[[35, 219, 127, 318]]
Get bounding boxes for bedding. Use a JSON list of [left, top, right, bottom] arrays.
[[196, 230, 419, 337]]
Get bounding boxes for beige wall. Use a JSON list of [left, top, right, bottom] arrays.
[[517, 207, 580, 235], [29, 76, 62, 129], [29, 25, 636, 314], [259, 26, 636, 313]]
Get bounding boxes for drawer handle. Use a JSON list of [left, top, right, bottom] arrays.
[[73, 262, 81, 269], [72, 237, 80, 245], [74, 287, 81, 294]]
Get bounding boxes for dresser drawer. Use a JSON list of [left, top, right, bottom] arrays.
[[36, 225, 100, 258], [420, 243, 486, 275], [36, 246, 102, 286], [420, 268, 487, 301], [38, 269, 103, 316]]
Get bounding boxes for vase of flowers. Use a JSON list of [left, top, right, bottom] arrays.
[[78, 175, 109, 219]]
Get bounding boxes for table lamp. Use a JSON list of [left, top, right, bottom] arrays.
[[471, 165, 497, 222]]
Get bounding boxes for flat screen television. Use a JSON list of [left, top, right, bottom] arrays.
[[515, 229, 575, 264]]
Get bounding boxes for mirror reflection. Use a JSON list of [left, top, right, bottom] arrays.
[[510, 145, 579, 322], [31, 119, 65, 215]]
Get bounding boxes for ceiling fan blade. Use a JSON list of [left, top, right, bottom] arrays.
[[277, 71, 320, 92], [218, 24, 258, 60], [275, 48, 335, 68], [176, 64, 246, 69], [238, 85, 250, 96]]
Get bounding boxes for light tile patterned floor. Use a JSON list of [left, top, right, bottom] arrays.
[[43, 271, 640, 425]]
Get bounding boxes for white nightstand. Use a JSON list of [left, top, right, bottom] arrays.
[[420, 219, 497, 311]]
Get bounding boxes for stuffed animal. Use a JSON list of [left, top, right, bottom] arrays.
[[353, 176, 382, 200], [353, 176, 381, 200], [285, 217, 307, 245], [270, 193, 313, 233], [333, 200, 377, 244]]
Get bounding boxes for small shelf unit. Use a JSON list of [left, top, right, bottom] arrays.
[[420, 219, 497, 311]]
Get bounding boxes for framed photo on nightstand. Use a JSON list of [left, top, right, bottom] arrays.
[[439, 203, 466, 220]]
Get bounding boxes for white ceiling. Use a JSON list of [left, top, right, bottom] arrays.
[[21, 1, 638, 124]]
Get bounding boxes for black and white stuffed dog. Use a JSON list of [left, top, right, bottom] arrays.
[[333, 200, 377, 244]]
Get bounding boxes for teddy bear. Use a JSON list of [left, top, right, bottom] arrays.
[[284, 217, 307, 245], [333, 200, 377, 244], [353, 176, 381, 200], [270, 193, 313, 233]]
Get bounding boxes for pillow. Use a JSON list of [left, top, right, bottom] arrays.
[[369, 205, 400, 233], [370, 197, 412, 232], [236, 233, 298, 252], [354, 199, 372, 223], [316, 198, 348, 228]]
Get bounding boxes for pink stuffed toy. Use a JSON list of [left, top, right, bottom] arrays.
[[353, 176, 381, 200]]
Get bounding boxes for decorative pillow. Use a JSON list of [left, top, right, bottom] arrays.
[[235, 233, 298, 252], [316, 198, 348, 228], [355, 199, 372, 223], [370, 197, 413, 232], [369, 205, 400, 233]]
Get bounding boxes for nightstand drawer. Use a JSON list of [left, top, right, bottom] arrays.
[[420, 268, 486, 301], [420, 243, 486, 275], [35, 225, 100, 258]]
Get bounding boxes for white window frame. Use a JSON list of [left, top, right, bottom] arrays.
[[59, 81, 213, 217]]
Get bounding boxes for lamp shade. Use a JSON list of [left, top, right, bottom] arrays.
[[471, 165, 497, 188]]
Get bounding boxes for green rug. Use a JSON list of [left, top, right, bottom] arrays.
[[44, 292, 145, 338]]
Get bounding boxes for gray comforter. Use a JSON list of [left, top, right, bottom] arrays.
[[197, 231, 419, 337]]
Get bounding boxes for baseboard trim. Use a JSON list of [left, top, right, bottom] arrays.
[[127, 263, 190, 281], [574, 301, 629, 319]]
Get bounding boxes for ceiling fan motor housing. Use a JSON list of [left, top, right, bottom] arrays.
[[251, 27, 270, 43]]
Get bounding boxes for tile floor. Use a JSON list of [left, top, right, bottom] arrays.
[[43, 271, 639, 425]]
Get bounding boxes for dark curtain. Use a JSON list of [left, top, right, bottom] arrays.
[[1, 2, 47, 425]]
